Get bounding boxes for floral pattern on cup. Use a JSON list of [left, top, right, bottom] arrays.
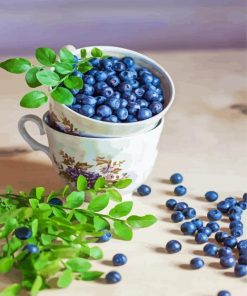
[[53, 150, 128, 188]]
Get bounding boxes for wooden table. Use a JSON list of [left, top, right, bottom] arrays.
[[0, 50, 246, 296]]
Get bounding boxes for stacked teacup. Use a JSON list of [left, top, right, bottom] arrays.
[[18, 46, 175, 198]]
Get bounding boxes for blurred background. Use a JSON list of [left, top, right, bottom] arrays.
[[0, 0, 246, 55]]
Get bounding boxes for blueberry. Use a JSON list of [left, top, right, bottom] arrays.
[[223, 236, 237, 249], [23, 243, 39, 254], [152, 76, 160, 87], [217, 291, 231, 296], [137, 108, 152, 120], [191, 218, 203, 229], [107, 75, 120, 87], [243, 193, 247, 202], [141, 73, 153, 84], [122, 57, 135, 68], [207, 209, 222, 221], [15, 227, 32, 240], [122, 92, 136, 102], [234, 264, 247, 277], [143, 84, 157, 91], [73, 55, 79, 63], [182, 207, 196, 219], [237, 240, 247, 255], [205, 191, 218, 202], [71, 70, 83, 78], [206, 222, 220, 233], [71, 89, 80, 95], [228, 205, 243, 215], [96, 96, 107, 105], [166, 199, 177, 210], [130, 80, 139, 88], [108, 57, 120, 64], [88, 69, 98, 76], [101, 59, 113, 71], [113, 62, 126, 72], [231, 227, 243, 237], [136, 99, 149, 108], [126, 115, 138, 122], [229, 220, 243, 229], [170, 173, 183, 184], [128, 102, 140, 115], [106, 97, 120, 110], [112, 91, 121, 99], [119, 71, 134, 82], [97, 231, 112, 243], [95, 71, 108, 82], [83, 75, 95, 85], [94, 82, 108, 93], [144, 90, 159, 101], [81, 96, 97, 106], [197, 226, 212, 237], [103, 115, 118, 123], [149, 101, 163, 115], [137, 184, 151, 196], [105, 271, 121, 284], [175, 202, 188, 211], [79, 105, 95, 117], [96, 105, 112, 118], [70, 104, 81, 113], [225, 197, 237, 206], [238, 201, 247, 210], [157, 95, 164, 102], [118, 82, 132, 93], [174, 185, 187, 196], [229, 213, 241, 222], [220, 255, 236, 268], [203, 243, 218, 256], [139, 68, 151, 76], [90, 58, 100, 67], [217, 200, 231, 213], [134, 87, 145, 98], [190, 257, 204, 269], [116, 108, 128, 121], [215, 231, 228, 243], [171, 211, 185, 223], [92, 115, 102, 121], [195, 233, 208, 244], [101, 87, 114, 98], [120, 99, 128, 108], [48, 197, 63, 206], [107, 70, 116, 77], [112, 253, 127, 266], [83, 84, 94, 96], [238, 255, 247, 265], [166, 240, 182, 253], [76, 93, 87, 104], [180, 222, 197, 235], [218, 247, 233, 258]]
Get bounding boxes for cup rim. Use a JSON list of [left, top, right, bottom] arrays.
[[43, 111, 164, 140], [58, 45, 175, 127]]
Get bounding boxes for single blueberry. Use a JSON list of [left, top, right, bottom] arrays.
[[228, 205, 243, 215], [137, 108, 152, 120], [126, 115, 138, 122], [112, 91, 121, 99], [71, 89, 80, 95], [134, 87, 145, 98], [238, 201, 247, 210], [107, 75, 120, 88], [70, 104, 81, 113], [90, 58, 100, 67], [83, 75, 95, 85], [218, 247, 233, 258], [103, 115, 118, 123], [128, 102, 141, 115], [96, 96, 107, 105], [23, 243, 39, 254], [166, 199, 177, 210], [113, 62, 126, 72], [119, 70, 134, 82], [182, 207, 196, 219], [101, 58, 113, 71], [139, 68, 151, 76], [136, 99, 149, 108], [48, 197, 63, 206], [81, 96, 97, 106], [217, 200, 231, 213], [116, 108, 128, 121], [205, 191, 218, 202], [122, 92, 136, 102], [238, 255, 247, 265], [190, 257, 204, 269], [231, 227, 243, 238], [206, 222, 220, 233], [234, 264, 247, 277], [96, 105, 112, 118], [175, 202, 188, 212], [228, 213, 241, 222], [174, 185, 187, 196], [203, 243, 218, 256], [217, 291, 231, 296], [79, 105, 95, 117], [171, 211, 185, 223], [220, 255, 236, 268], [112, 253, 127, 266], [170, 173, 183, 184], [137, 184, 151, 196], [106, 97, 121, 110], [149, 101, 163, 115], [215, 231, 228, 243], [95, 71, 108, 82], [120, 99, 128, 108], [225, 197, 237, 206], [195, 233, 208, 244], [83, 84, 94, 96], [71, 70, 83, 78], [191, 219, 203, 229], [122, 57, 135, 68], [144, 89, 159, 101], [141, 73, 153, 84], [130, 79, 139, 88], [229, 220, 243, 229], [237, 240, 247, 255], [152, 76, 160, 87], [15, 227, 32, 240], [223, 236, 237, 249], [118, 82, 132, 93], [180, 222, 197, 235], [105, 271, 121, 284], [165, 240, 182, 253], [88, 69, 98, 76], [108, 56, 120, 64], [101, 87, 114, 98], [94, 82, 108, 94], [97, 231, 112, 243], [197, 226, 212, 237], [207, 209, 222, 221], [92, 115, 102, 121]]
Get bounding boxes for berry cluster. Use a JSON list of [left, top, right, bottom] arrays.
[[67, 56, 164, 122]]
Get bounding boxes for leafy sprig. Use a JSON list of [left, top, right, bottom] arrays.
[[0, 176, 157, 295], [0, 47, 104, 108]]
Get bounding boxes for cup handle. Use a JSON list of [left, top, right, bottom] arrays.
[[18, 114, 49, 157]]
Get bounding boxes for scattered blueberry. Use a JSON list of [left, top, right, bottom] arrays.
[[191, 219, 203, 229], [166, 199, 177, 210], [105, 271, 121, 284], [23, 244, 39, 254], [166, 240, 182, 253], [182, 207, 196, 219], [228, 213, 241, 221], [231, 227, 243, 238], [170, 173, 183, 184], [205, 191, 218, 202], [180, 222, 197, 235], [48, 197, 63, 206], [220, 255, 236, 268], [203, 243, 218, 257], [195, 232, 208, 244], [225, 197, 237, 207], [15, 227, 32, 240], [234, 264, 247, 277], [206, 222, 220, 233], [171, 211, 185, 223], [238, 201, 247, 210], [238, 255, 247, 265], [112, 253, 127, 266], [190, 257, 204, 269], [229, 220, 243, 229], [218, 247, 233, 258], [97, 231, 112, 243], [223, 236, 237, 249], [174, 185, 187, 196], [237, 240, 247, 255], [137, 184, 151, 196], [217, 291, 231, 296], [215, 231, 228, 243], [228, 205, 243, 216], [207, 209, 222, 221], [197, 226, 212, 237], [217, 201, 231, 213], [174, 202, 188, 211]]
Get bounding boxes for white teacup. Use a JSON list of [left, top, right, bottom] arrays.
[[18, 112, 164, 197], [49, 45, 175, 138]]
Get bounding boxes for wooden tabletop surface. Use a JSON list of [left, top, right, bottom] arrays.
[[0, 49, 246, 296]]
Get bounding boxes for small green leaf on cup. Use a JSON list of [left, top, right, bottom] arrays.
[[50, 87, 74, 105], [114, 178, 132, 189], [0, 58, 31, 73], [78, 62, 93, 73], [127, 214, 157, 228], [59, 48, 74, 63], [91, 47, 103, 58], [80, 48, 87, 59], [94, 177, 106, 190], [35, 47, 56, 66], [25, 67, 42, 88], [36, 70, 60, 86], [77, 175, 88, 191], [20, 91, 48, 108], [64, 76, 83, 90]]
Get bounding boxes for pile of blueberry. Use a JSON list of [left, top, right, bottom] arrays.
[[164, 173, 247, 296], [68, 56, 165, 122]]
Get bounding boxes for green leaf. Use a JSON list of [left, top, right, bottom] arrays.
[[5, 237, 22, 254], [127, 214, 157, 228], [80, 49, 87, 59], [88, 193, 109, 212], [35, 47, 56, 66], [89, 246, 103, 260], [80, 271, 103, 281], [52, 207, 67, 218], [94, 177, 106, 190], [0, 284, 21, 296], [0, 218, 18, 238], [36, 70, 60, 86], [50, 87, 74, 105], [55, 62, 73, 75], [65, 191, 85, 209], [31, 219, 38, 237], [0, 257, 14, 273], [66, 258, 91, 273], [59, 48, 74, 63], [0, 58, 31, 73], [108, 189, 122, 202], [77, 175, 88, 191], [29, 199, 39, 209], [114, 178, 132, 189], [93, 216, 109, 231], [57, 269, 73, 288], [109, 201, 133, 218], [20, 91, 48, 108], [64, 76, 83, 90], [78, 62, 93, 73], [91, 47, 103, 58], [41, 234, 54, 245], [113, 221, 133, 240], [25, 67, 41, 88], [36, 187, 45, 199], [74, 210, 87, 223], [31, 275, 43, 296]]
